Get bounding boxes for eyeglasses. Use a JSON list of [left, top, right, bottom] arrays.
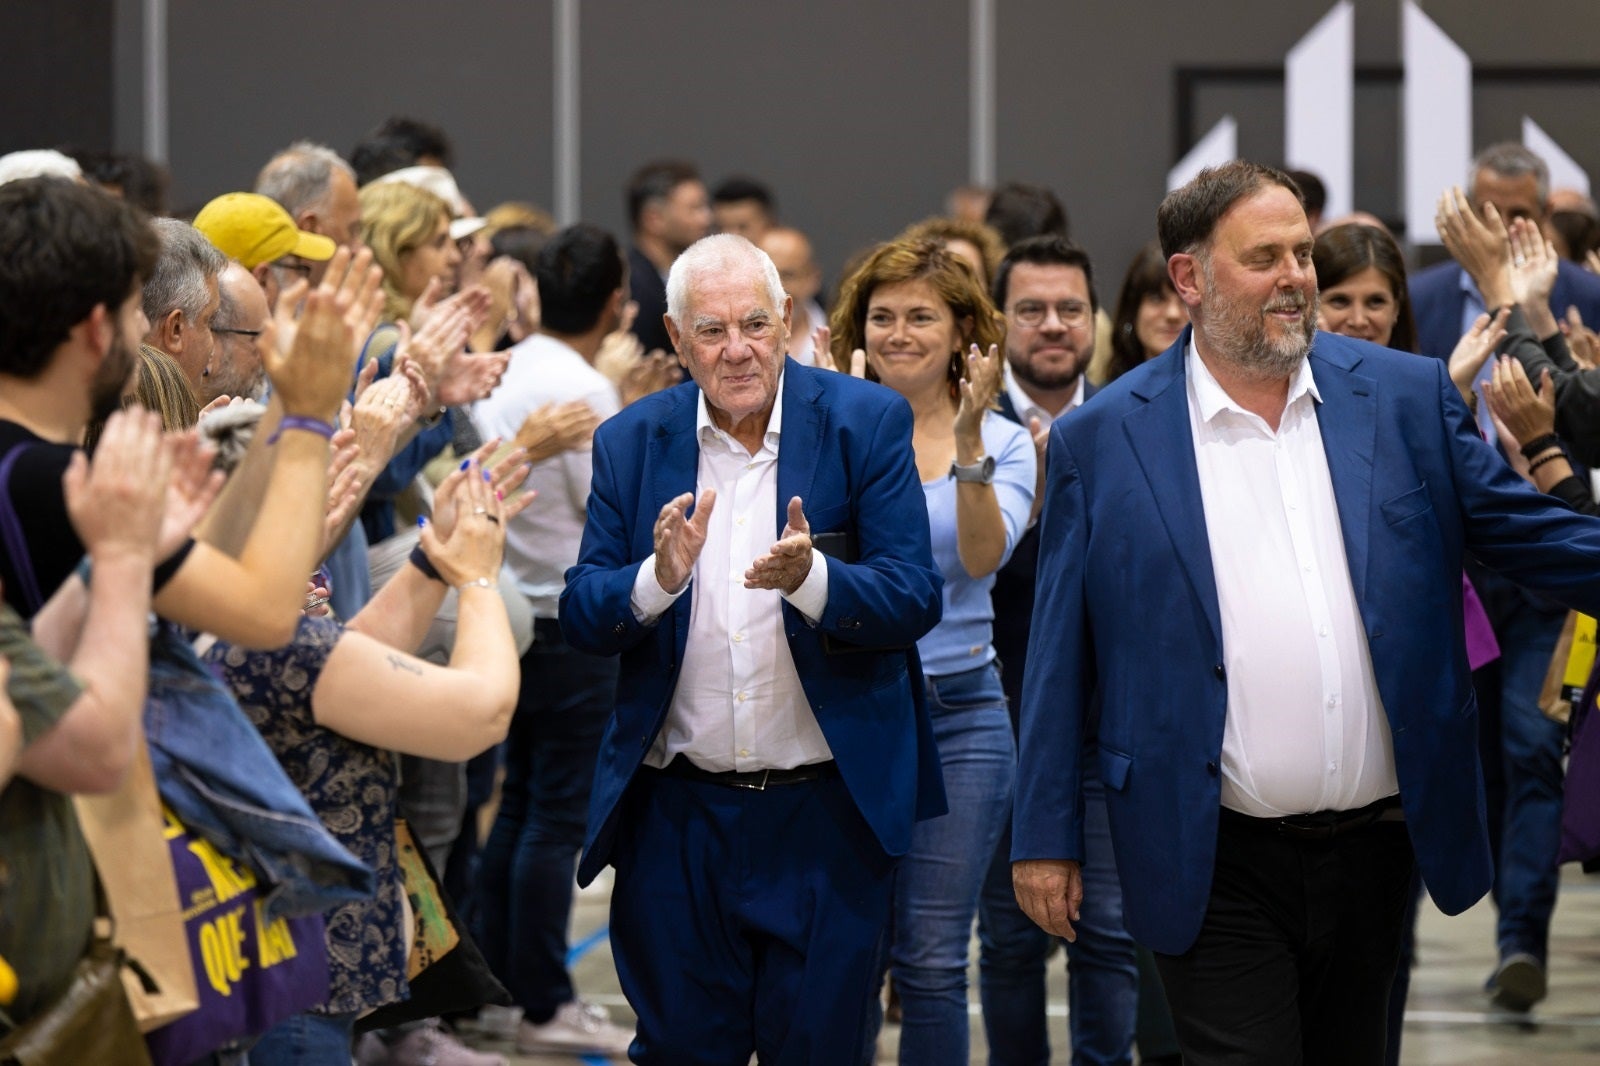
[[1009, 300, 1092, 328], [272, 258, 313, 278], [213, 327, 263, 339]]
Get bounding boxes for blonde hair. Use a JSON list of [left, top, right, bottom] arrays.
[[359, 180, 452, 320], [83, 345, 200, 453]]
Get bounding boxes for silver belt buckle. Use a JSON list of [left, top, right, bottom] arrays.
[[733, 769, 771, 791]]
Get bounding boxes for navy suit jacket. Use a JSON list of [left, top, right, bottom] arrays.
[[1014, 328, 1600, 954], [1410, 257, 1600, 360], [560, 359, 947, 886], [992, 382, 1097, 721]]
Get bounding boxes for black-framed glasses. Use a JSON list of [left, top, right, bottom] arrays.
[[213, 327, 263, 339], [272, 258, 313, 277]]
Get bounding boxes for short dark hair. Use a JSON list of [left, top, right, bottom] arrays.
[[1157, 160, 1304, 260], [992, 235, 1097, 314], [535, 223, 624, 335], [68, 148, 171, 216], [984, 182, 1069, 247], [0, 177, 158, 379], [711, 176, 775, 213], [490, 225, 551, 276], [1285, 169, 1327, 217], [1313, 222, 1417, 353], [627, 160, 701, 229], [349, 116, 455, 186]]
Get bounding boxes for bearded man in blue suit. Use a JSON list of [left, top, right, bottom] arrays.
[[1012, 161, 1600, 1066], [561, 234, 945, 1065]]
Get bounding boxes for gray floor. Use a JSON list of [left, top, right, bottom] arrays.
[[468, 866, 1600, 1065]]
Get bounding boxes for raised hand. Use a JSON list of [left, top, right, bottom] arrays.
[[419, 459, 505, 588], [437, 349, 510, 406], [62, 409, 171, 565], [351, 372, 424, 472], [1508, 217, 1560, 336], [266, 246, 365, 420], [1484, 355, 1556, 446], [1436, 186, 1514, 308], [153, 430, 224, 559], [955, 343, 1002, 444], [1447, 308, 1507, 402], [1564, 306, 1600, 370], [654, 489, 715, 594], [515, 400, 601, 464], [621, 350, 681, 406], [745, 496, 812, 595], [810, 324, 830, 368]]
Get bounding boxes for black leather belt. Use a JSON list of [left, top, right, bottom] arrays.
[[1221, 794, 1404, 841], [656, 754, 839, 791]]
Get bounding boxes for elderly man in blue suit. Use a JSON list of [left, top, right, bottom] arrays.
[[560, 233, 945, 1065], [1013, 161, 1600, 1066]]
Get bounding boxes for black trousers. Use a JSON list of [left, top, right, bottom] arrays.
[[1153, 805, 1416, 1066]]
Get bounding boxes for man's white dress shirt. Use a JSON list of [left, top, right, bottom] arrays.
[[630, 374, 833, 772], [1185, 341, 1398, 817]]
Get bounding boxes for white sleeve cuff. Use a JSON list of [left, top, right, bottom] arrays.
[[779, 548, 829, 624], [629, 553, 688, 622]]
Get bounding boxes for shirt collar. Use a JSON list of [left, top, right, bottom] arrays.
[[696, 367, 785, 450], [1003, 368, 1084, 428], [1186, 336, 1320, 426]]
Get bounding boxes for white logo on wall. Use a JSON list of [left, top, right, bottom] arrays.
[[1168, 0, 1591, 244]]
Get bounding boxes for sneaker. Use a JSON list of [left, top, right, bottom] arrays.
[[376, 1021, 509, 1066], [1490, 952, 1547, 1012], [471, 1005, 523, 1042], [515, 998, 634, 1057]]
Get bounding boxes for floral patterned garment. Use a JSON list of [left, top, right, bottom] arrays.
[[204, 615, 407, 1015]]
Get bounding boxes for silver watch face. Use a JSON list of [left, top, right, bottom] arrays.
[[951, 456, 996, 483]]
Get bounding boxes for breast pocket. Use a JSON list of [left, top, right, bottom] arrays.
[[1380, 482, 1432, 525]]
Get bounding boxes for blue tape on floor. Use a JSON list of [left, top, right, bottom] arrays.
[[567, 924, 610, 966]]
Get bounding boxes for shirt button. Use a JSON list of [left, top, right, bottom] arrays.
[[1320, 625, 1329, 637], [1328, 696, 1337, 708], [736, 516, 747, 526], [739, 748, 749, 757], [1303, 563, 1312, 572], [733, 632, 745, 643], [736, 692, 748, 703]]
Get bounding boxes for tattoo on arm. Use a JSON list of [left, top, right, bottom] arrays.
[[385, 653, 423, 676]]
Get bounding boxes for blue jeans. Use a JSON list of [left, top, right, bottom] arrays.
[[890, 663, 1015, 1066], [1473, 596, 1566, 965], [249, 1010, 357, 1065], [477, 621, 616, 1024], [978, 771, 1138, 1066]]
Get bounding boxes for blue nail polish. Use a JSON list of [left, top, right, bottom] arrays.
[[483, 469, 492, 482], [459, 459, 471, 471], [417, 516, 427, 527]]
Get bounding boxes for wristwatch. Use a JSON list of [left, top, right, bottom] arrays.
[[948, 455, 996, 484]]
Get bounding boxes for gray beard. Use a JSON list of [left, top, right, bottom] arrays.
[[1197, 270, 1317, 382]]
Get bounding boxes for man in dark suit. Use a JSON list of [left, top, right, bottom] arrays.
[[560, 234, 945, 1064], [1409, 142, 1600, 1009], [976, 236, 1141, 1065], [1013, 161, 1600, 1065], [624, 160, 711, 356], [1410, 143, 1600, 362]]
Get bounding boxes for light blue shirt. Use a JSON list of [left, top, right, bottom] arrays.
[[1457, 267, 1498, 444], [916, 412, 1036, 677]]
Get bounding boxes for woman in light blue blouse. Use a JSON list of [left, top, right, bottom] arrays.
[[830, 239, 1035, 1065]]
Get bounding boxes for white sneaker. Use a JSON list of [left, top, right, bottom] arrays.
[[472, 1004, 524, 1042], [515, 999, 634, 1057]]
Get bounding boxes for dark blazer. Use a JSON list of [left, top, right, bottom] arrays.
[[1410, 256, 1600, 360], [1014, 327, 1600, 954], [560, 360, 947, 886], [627, 245, 673, 355], [992, 382, 1097, 722]]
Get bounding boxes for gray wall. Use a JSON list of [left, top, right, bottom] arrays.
[[11, 1, 1600, 305]]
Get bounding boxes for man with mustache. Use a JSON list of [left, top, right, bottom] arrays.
[[1013, 161, 1600, 1066]]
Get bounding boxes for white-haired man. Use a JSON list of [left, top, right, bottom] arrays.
[[560, 234, 945, 1063]]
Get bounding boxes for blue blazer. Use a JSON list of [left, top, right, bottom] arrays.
[[1014, 328, 1600, 955], [560, 359, 947, 886], [1410, 257, 1600, 360]]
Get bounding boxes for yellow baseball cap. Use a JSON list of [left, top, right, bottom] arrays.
[[193, 192, 336, 269]]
